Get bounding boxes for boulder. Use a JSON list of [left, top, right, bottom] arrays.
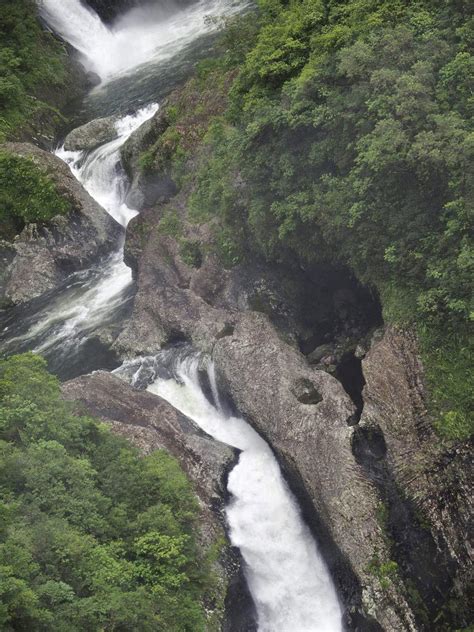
[[64, 116, 118, 151], [0, 143, 122, 305]]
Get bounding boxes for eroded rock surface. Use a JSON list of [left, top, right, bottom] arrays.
[[360, 326, 474, 628], [213, 312, 417, 630], [0, 143, 122, 304]]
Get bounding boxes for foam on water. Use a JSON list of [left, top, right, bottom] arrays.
[[123, 351, 344, 632], [0, 104, 157, 365]]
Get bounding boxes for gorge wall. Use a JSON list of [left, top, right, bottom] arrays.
[[0, 1, 472, 630]]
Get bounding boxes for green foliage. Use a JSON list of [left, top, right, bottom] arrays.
[[367, 553, 399, 590], [157, 209, 182, 238], [0, 0, 70, 142], [188, 0, 473, 438], [0, 151, 70, 238], [419, 327, 473, 440], [179, 239, 203, 268], [0, 353, 209, 631]]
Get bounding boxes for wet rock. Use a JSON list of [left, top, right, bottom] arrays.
[[64, 116, 118, 151], [213, 312, 417, 630], [0, 143, 122, 304]]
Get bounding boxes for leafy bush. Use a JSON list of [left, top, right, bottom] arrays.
[[0, 354, 210, 631], [0, 151, 70, 238]]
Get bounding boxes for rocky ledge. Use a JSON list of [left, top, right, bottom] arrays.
[[358, 326, 473, 629], [0, 143, 122, 305]]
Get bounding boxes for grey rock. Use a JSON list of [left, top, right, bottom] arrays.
[[64, 116, 118, 151], [62, 371, 235, 528], [1, 143, 123, 304], [291, 377, 323, 405], [121, 105, 176, 211], [213, 312, 417, 630], [307, 343, 334, 364], [0, 240, 16, 307], [360, 326, 474, 624]]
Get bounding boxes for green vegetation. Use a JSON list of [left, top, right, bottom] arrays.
[[0, 0, 73, 142], [178, 0, 473, 440], [0, 151, 70, 239], [179, 239, 203, 268], [0, 354, 211, 631], [367, 553, 399, 590]]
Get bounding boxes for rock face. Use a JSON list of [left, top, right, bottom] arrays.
[[63, 116, 118, 152], [109, 91, 470, 630], [213, 312, 418, 631], [62, 371, 234, 538], [0, 143, 122, 305], [121, 105, 177, 211], [61, 371, 257, 631], [359, 326, 474, 628]]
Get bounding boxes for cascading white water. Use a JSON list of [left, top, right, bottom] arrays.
[[2, 105, 157, 362], [135, 351, 343, 632], [57, 105, 158, 227], [38, 0, 244, 81]]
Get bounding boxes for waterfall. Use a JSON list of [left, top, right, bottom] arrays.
[[0, 105, 157, 375], [117, 350, 343, 632], [38, 0, 245, 81]]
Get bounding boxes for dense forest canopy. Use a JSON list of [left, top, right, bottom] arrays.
[[0, 0, 471, 630], [0, 355, 212, 631], [173, 0, 473, 439], [0, 0, 78, 143]]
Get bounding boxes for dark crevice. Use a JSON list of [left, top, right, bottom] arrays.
[[335, 352, 366, 423]]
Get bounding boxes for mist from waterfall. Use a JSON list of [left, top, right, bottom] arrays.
[[38, 0, 244, 81]]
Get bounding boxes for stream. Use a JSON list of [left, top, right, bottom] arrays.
[[3, 1, 344, 629]]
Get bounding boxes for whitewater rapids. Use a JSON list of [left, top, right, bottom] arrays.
[[116, 350, 344, 632], [38, 0, 244, 81]]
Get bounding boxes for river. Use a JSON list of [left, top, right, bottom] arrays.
[[3, 1, 344, 629]]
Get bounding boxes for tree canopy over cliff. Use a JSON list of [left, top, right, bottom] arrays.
[[181, 0, 473, 439], [0, 0, 78, 142]]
